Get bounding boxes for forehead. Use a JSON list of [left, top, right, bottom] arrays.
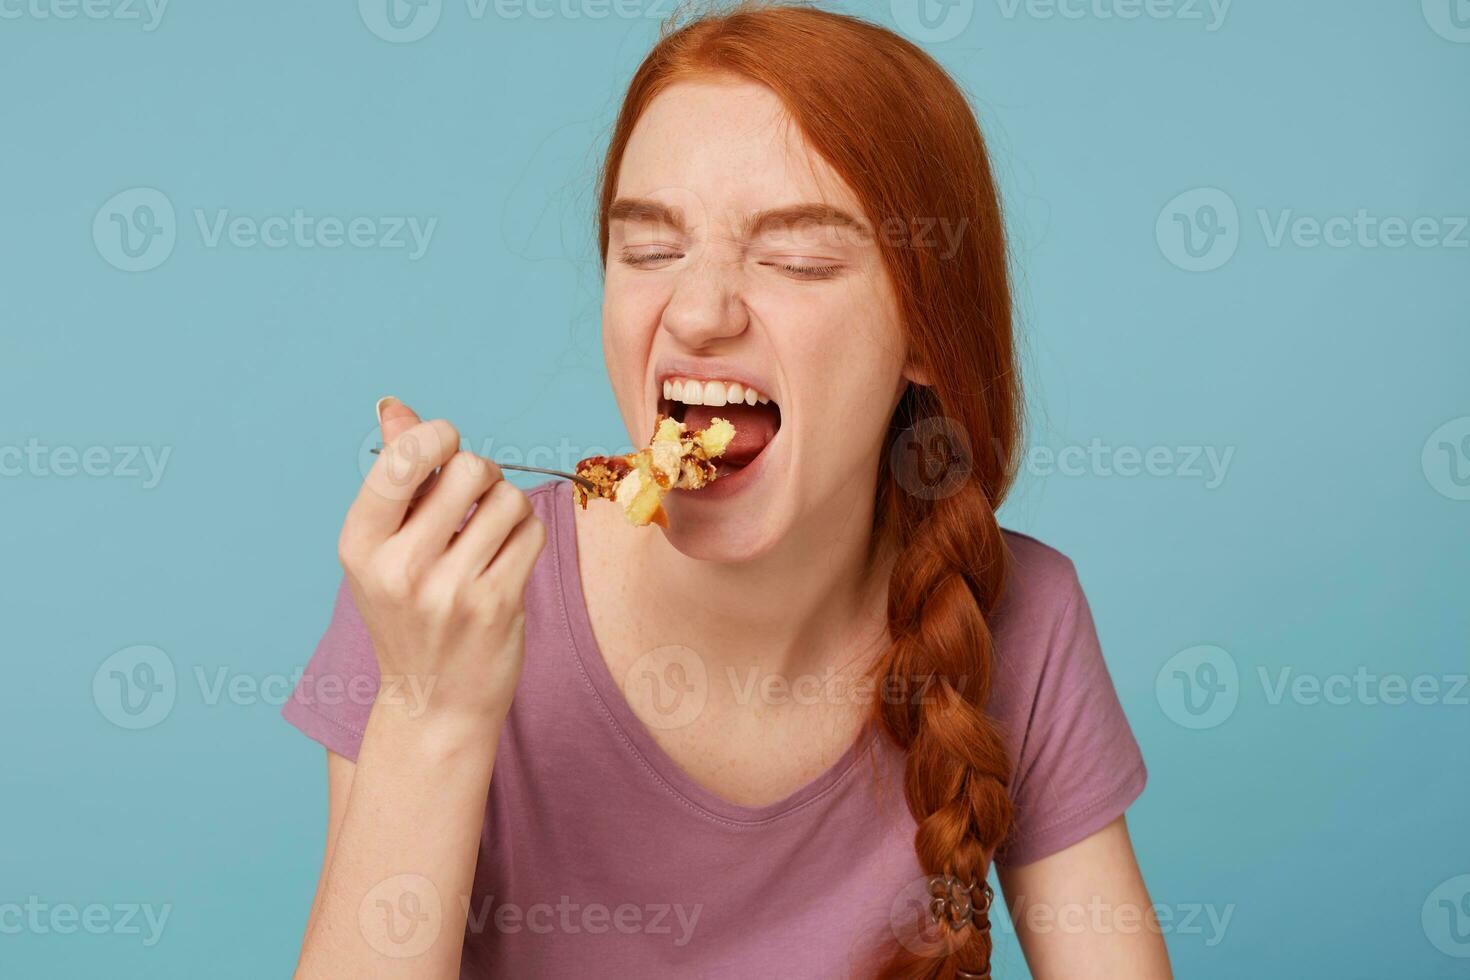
[[614, 76, 861, 224]]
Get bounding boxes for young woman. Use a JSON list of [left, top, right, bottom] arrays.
[[283, 5, 1171, 978]]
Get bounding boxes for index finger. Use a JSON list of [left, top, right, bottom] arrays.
[[346, 418, 461, 545]]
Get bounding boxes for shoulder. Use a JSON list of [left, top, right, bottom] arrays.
[[986, 528, 1106, 715], [993, 527, 1086, 634], [988, 531, 1148, 865]]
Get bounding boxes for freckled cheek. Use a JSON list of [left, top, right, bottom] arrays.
[[779, 325, 903, 467], [604, 273, 672, 334]]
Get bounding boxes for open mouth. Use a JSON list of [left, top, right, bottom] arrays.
[[657, 376, 782, 477]]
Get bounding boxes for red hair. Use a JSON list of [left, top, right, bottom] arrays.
[[596, 4, 1021, 977]]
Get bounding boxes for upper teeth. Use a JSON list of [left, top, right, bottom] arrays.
[[663, 377, 772, 408]]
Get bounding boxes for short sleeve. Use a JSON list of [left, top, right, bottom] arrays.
[[280, 576, 380, 762], [993, 566, 1147, 867]]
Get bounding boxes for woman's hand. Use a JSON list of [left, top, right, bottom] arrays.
[[337, 396, 546, 729], [295, 397, 546, 979]]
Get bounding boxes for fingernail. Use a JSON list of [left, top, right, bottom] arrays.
[[376, 396, 397, 425]]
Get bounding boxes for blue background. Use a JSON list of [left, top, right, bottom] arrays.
[[2, 1, 1466, 977]]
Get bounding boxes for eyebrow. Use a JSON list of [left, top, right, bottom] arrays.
[[608, 198, 869, 240]]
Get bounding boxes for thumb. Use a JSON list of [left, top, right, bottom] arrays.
[[376, 395, 422, 447]]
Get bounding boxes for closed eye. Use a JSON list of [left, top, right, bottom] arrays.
[[759, 259, 844, 281], [619, 247, 685, 268]]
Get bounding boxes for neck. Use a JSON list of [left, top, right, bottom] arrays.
[[582, 478, 895, 682]]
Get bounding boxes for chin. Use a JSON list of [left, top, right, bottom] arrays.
[[656, 499, 785, 563]]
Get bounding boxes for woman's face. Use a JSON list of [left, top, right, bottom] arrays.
[[602, 76, 916, 561]]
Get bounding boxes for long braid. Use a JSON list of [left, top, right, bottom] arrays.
[[868, 382, 1016, 980]]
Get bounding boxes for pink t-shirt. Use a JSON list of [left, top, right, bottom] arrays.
[[282, 480, 1146, 978]]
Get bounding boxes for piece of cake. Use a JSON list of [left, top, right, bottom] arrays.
[[573, 415, 736, 526]]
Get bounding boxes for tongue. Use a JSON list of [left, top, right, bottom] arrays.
[[684, 402, 778, 466]]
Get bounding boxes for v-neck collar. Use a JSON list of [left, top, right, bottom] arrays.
[[546, 480, 881, 828]]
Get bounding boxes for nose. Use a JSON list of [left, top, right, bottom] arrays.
[[659, 251, 749, 349]]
